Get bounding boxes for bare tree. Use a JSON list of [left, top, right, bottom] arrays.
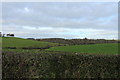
[[0, 32, 2, 37]]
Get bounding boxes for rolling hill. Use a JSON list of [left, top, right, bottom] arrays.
[[2, 37, 119, 54], [2, 37, 58, 48]]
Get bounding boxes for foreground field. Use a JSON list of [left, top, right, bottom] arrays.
[[48, 43, 118, 54]]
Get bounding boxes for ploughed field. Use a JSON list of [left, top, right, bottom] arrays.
[[2, 37, 120, 78]]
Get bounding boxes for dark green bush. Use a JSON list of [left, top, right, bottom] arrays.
[[2, 51, 119, 78]]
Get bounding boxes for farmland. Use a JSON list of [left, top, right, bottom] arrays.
[[2, 37, 119, 54], [2, 37, 120, 78], [2, 37, 59, 48], [48, 43, 118, 54]]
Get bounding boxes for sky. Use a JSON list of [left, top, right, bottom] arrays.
[[1, 2, 118, 39]]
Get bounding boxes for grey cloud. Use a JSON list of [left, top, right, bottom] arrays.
[[1, 2, 118, 39]]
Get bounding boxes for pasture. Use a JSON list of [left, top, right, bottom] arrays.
[[48, 43, 119, 54], [2, 37, 119, 54], [2, 37, 59, 48]]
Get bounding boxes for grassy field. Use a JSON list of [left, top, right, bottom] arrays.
[[2, 37, 119, 54], [2, 37, 120, 78], [48, 43, 119, 54], [2, 37, 58, 48]]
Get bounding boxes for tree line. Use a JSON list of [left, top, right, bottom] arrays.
[[36, 38, 119, 45], [0, 32, 14, 37]]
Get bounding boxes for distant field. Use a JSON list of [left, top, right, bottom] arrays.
[[48, 43, 119, 54], [2, 37, 58, 48]]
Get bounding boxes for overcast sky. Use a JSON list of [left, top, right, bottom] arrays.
[[1, 2, 118, 39]]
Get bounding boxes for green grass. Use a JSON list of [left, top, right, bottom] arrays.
[[48, 43, 119, 54], [2, 37, 119, 54], [2, 37, 58, 48]]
